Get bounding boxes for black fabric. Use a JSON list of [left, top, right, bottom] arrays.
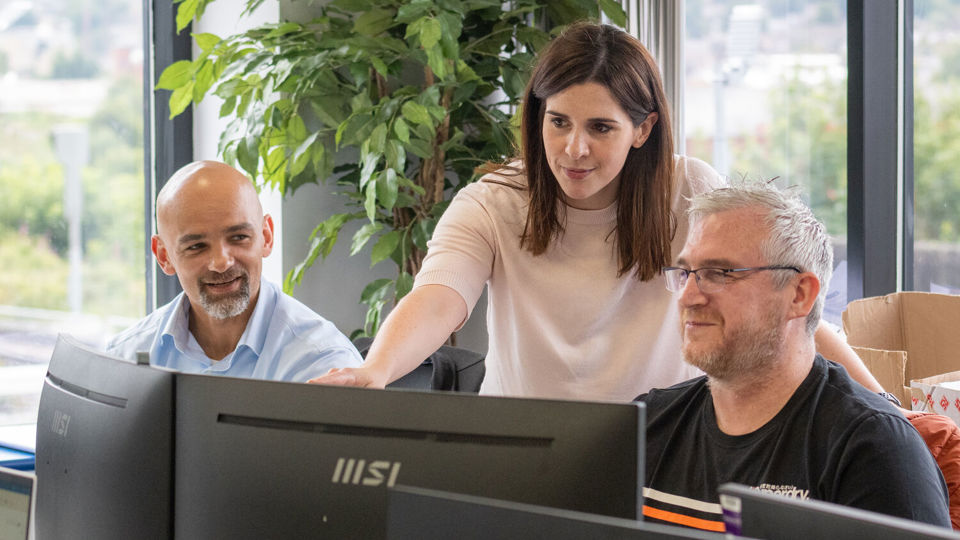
[[637, 355, 951, 530], [353, 337, 485, 393]]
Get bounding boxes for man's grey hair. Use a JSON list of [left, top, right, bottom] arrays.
[[687, 181, 833, 335]]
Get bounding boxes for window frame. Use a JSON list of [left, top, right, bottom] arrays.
[[143, 0, 192, 310], [144, 1, 919, 308]]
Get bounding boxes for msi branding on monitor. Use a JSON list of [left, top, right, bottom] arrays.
[[51, 410, 71, 437], [331, 458, 401, 488]]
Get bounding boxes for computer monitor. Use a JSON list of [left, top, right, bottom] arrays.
[[718, 483, 960, 539], [35, 334, 174, 540], [386, 485, 736, 540], [0, 466, 34, 540], [174, 374, 643, 539]]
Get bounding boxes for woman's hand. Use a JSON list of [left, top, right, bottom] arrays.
[[308, 366, 387, 389]]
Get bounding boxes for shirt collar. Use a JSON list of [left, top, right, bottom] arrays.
[[158, 278, 277, 358]]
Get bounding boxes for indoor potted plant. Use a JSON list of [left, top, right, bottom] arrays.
[[158, 0, 627, 337]]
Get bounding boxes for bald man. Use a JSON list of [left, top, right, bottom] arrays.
[[106, 161, 362, 381]]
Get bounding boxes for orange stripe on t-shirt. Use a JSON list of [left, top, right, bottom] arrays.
[[642, 505, 727, 532]]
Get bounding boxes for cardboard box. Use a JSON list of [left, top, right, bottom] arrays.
[[850, 346, 909, 407], [910, 370, 960, 424], [842, 292, 960, 409]]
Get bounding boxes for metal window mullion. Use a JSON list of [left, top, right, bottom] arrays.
[[637, 0, 685, 153], [144, 0, 192, 310], [901, 0, 915, 290], [847, 0, 901, 300]]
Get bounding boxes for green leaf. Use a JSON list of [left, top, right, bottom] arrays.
[[393, 117, 410, 143], [419, 18, 442, 49], [426, 104, 446, 123], [401, 100, 432, 126], [404, 18, 423, 41], [598, 0, 628, 28], [237, 134, 260, 177], [265, 22, 302, 38], [370, 56, 389, 78], [413, 122, 434, 141], [288, 114, 308, 142], [364, 181, 378, 221], [355, 9, 395, 37], [285, 213, 354, 291], [193, 32, 221, 53], [363, 301, 385, 335], [176, 0, 199, 33], [376, 168, 400, 211], [404, 137, 434, 159], [411, 217, 436, 251], [168, 81, 195, 118], [396, 2, 430, 23], [370, 230, 402, 267], [351, 222, 383, 255], [218, 95, 236, 117], [516, 26, 550, 50], [338, 113, 375, 148], [395, 271, 414, 300], [292, 132, 319, 164], [384, 139, 406, 171], [360, 278, 393, 304], [313, 144, 333, 183], [312, 96, 348, 128], [501, 64, 526, 100], [156, 60, 194, 90], [359, 150, 380, 189], [425, 45, 447, 79], [369, 123, 388, 154], [193, 60, 215, 102], [264, 146, 287, 191]]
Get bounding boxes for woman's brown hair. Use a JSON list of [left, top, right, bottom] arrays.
[[513, 21, 675, 281]]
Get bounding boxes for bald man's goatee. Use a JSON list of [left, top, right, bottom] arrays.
[[198, 272, 251, 320]]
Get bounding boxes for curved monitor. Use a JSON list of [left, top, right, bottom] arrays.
[[719, 483, 960, 539], [174, 374, 644, 539], [35, 334, 174, 540], [387, 485, 733, 540]]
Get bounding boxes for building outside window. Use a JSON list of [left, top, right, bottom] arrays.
[[0, 0, 144, 427], [684, 0, 849, 324], [913, 0, 960, 294]]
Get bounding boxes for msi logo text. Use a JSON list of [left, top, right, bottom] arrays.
[[331, 458, 401, 488], [52, 410, 71, 437]]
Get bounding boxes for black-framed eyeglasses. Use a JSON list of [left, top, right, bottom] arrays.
[[662, 266, 802, 293]]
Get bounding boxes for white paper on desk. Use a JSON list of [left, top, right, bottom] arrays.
[[0, 424, 36, 453]]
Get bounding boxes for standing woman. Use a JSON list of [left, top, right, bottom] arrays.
[[310, 21, 881, 400]]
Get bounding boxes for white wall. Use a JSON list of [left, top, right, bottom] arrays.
[[193, 0, 283, 285], [193, 0, 488, 353]]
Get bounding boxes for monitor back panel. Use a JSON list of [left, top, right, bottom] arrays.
[[718, 483, 960, 540], [387, 485, 732, 540], [174, 375, 643, 539], [35, 335, 174, 540]]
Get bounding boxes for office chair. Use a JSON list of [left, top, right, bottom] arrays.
[[353, 337, 485, 393]]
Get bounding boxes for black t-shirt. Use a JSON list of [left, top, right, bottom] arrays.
[[637, 355, 951, 532]]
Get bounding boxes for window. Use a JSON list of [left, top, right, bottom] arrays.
[[684, 0, 848, 324], [913, 0, 960, 294], [0, 0, 145, 426]]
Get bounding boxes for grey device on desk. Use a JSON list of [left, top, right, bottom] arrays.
[[386, 484, 740, 540], [718, 482, 960, 540], [174, 373, 644, 539], [0, 466, 34, 540], [35, 335, 174, 540]]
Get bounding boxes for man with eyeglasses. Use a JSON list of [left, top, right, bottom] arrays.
[[638, 182, 951, 532]]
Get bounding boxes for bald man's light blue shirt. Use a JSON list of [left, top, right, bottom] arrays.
[[105, 279, 362, 381]]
